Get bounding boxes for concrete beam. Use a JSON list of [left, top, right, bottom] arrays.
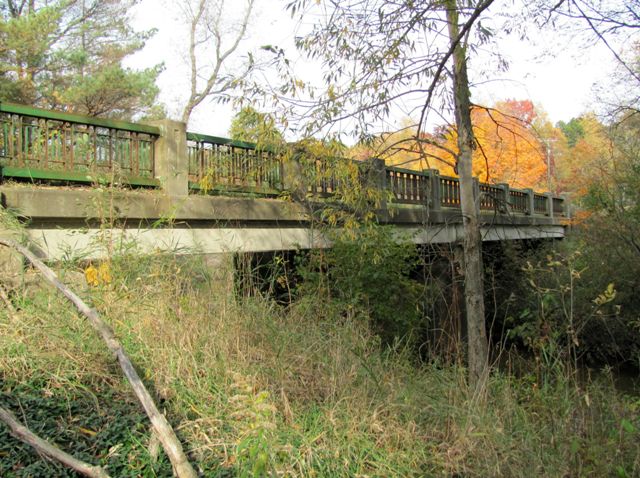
[[24, 226, 329, 260], [23, 223, 564, 261], [0, 186, 562, 228], [0, 187, 310, 223], [0, 184, 566, 261]]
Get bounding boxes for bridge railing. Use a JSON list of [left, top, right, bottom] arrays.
[[0, 103, 565, 219], [186, 132, 283, 194], [509, 189, 529, 214], [386, 166, 430, 204], [383, 167, 563, 217], [0, 102, 159, 186]]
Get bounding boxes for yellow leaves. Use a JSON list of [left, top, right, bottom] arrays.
[[439, 101, 548, 188], [78, 426, 97, 437], [593, 283, 616, 306], [555, 114, 612, 200], [199, 174, 215, 193], [84, 266, 98, 287], [327, 85, 337, 101], [84, 262, 112, 287]]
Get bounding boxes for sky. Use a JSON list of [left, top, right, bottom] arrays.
[[128, 0, 621, 139]]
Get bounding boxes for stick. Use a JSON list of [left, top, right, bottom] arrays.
[[0, 282, 18, 318], [0, 238, 198, 478], [0, 405, 111, 478]]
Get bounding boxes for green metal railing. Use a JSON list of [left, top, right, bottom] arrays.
[[0, 103, 565, 218], [0, 102, 159, 186], [534, 193, 548, 215], [478, 183, 504, 211], [187, 132, 283, 194], [384, 167, 561, 216], [386, 166, 430, 204], [509, 190, 529, 214]]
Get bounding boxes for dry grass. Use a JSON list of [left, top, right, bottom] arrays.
[[1, 249, 639, 477]]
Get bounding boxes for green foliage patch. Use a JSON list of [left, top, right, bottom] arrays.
[[297, 225, 424, 345], [0, 374, 171, 477]]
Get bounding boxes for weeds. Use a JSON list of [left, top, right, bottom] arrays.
[[0, 236, 638, 476]]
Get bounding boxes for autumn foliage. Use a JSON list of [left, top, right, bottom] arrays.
[[440, 100, 547, 189], [353, 100, 549, 190]]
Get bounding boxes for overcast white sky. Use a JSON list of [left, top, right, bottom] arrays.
[[129, 0, 620, 138]]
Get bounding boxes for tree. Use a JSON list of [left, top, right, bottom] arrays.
[[229, 106, 284, 149], [353, 100, 549, 191], [179, 0, 256, 124], [445, 0, 490, 386], [286, 0, 496, 386], [438, 100, 548, 189], [0, 0, 162, 119], [557, 118, 585, 148]]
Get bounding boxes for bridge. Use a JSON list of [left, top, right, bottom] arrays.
[[0, 102, 566, 261]]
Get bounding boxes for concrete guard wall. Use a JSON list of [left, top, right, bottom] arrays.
[[0, 185, 566, 261]]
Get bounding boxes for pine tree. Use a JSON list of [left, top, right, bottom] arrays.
[[0, 0, 162, 119]]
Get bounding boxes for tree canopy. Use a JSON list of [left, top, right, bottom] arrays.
[[229, 106, 284, 149], [0, 0, 162, 119]]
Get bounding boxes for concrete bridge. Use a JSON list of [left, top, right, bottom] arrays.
[[0, 102, 566, 261]]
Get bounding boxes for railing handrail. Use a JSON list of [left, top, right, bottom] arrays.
[[0, 102, 160, 136], [386, 165, 428, 176], [183, 133, 561, 204], [187, 131, 278, 152]]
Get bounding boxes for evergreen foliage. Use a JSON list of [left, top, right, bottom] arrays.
[[0, 0, 162, 119]]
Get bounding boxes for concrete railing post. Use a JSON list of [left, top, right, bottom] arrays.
[[525, 188, 534, 216], [370, 158, 387, 209], [498, 182, 510, 213], [424, 169, 441, 211], [281, 152, 307, 201], [148, 119, 189, 197], [562, 195, 570, 218], [545, 192, 554, 218]]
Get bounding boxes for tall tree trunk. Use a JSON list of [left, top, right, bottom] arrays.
[[445, 1, 489, 388]]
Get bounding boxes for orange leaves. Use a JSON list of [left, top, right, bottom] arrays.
[[438, 100, 548, 189], [352, 100, 550, 190]]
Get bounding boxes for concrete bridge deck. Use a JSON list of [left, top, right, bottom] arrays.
[[0, 185, 565, 260]]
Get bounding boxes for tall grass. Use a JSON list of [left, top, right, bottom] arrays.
[[1, 249, 639, 477]]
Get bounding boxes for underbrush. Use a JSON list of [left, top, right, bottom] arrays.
[[1, 252, 639, 477]]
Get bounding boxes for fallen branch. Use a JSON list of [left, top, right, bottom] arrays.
[[0, 405, 111, 478], [0, 238, 198, 478], [0, 282, 18, 319]]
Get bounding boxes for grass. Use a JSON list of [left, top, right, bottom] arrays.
[[1, 250, 639, 477]]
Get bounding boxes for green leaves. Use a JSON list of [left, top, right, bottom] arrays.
[[0, 0, 162, 119], [0, 375, 172, 477], [299, 225, 424, 345]]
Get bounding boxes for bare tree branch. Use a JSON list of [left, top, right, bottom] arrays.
[[0, 238, 198, 478], [181, 0, 255, 124], [0, 405, 111, 478]]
